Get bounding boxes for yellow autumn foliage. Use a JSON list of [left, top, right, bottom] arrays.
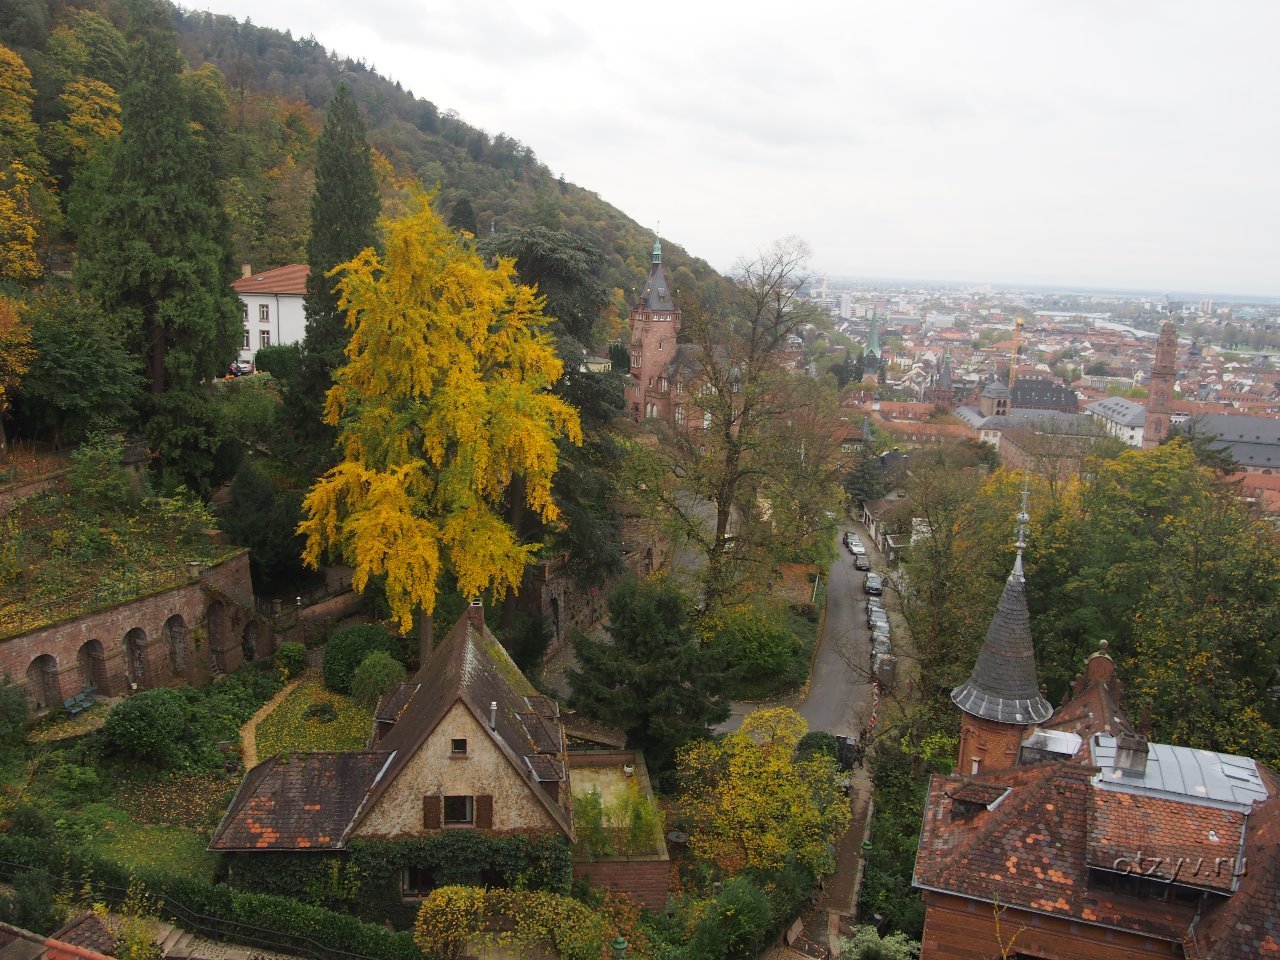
[[299, 188, 582, 632], [678, 706, 851, 876]]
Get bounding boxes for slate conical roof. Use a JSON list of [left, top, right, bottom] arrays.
[[951, 551, 1053, 725], [641, 239, 676, 312]]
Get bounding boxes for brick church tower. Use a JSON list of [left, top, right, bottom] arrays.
[[950, 493, 1052, 775], [1142, 320, 1177, 449], [624, 240, 681, 422]]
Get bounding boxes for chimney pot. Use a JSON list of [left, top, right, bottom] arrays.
[[467, 599, 484, 629], [489, 701, 497, 730]]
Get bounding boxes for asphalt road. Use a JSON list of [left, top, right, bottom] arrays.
[[720, 520, 881, 738]]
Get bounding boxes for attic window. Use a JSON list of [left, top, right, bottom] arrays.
[[443, 796, 473, 825], [450, 738, 467, 756]]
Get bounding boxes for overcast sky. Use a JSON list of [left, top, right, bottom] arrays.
[[190, 1, 1280, 297]]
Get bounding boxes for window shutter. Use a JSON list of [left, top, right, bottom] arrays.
[[423, 795, 442, 829], [475, 795, 493, 830]]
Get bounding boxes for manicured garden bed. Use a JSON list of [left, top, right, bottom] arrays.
[[253, 680, 372, 757]]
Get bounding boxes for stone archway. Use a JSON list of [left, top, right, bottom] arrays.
[[241, 620, 260, 663], [124, 627, 147, 691], [165, 614, 190, 681], [26, 654, 59, 711], [77, 639, 108, 693]]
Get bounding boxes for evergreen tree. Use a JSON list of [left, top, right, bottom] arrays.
[[567, 578, 729, 772], [297, 82, 378, 446], [71, 0, 239, 488], [448, 195, 477, 235]]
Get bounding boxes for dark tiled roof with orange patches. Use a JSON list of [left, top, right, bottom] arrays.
[[1186, 767, 1280, 960], [914, 764, 1198, 941], [208, 751, 389, 851], [1089, 789, 1246, 893]]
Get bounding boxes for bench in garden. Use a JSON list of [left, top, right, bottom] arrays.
[[62, 687, 95, 715]]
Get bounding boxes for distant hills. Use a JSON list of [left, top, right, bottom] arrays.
[[1, 0, 729, 336]]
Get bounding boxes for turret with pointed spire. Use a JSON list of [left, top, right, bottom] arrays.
[[624, 233, 681, 422], [952, 481, 1052, 774]]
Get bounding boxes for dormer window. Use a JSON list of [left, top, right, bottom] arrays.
[[451, 738, 468, 756]]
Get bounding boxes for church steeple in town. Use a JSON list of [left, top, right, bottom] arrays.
[[951, 482, 1052, 774], [1142, 321, 1177, 449]]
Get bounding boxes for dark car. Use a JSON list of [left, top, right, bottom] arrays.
[[854, 554, 871, 571], [865, 572, 883, 596]]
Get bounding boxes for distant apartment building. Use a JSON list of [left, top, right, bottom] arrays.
[[230, 264, 308, 365], [1085, 396, 1147, 446]]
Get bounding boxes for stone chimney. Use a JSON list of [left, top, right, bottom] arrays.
[[241, 263, 252, 279], [467, 598, 484, 630], [1115, 732, 1149, 777]]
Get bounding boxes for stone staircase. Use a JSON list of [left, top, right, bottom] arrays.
[[152, 921, 199, 959], [150, 917, 288, 960]]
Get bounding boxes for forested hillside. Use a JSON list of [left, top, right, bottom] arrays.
[[1, 0, 729, 332]]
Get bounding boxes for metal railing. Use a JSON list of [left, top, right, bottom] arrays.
[[0, 858, 393, 960]]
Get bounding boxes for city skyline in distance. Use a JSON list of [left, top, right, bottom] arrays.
[[191, 0, 1280, 297]]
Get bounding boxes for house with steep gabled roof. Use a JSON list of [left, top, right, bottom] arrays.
[[210, 600, 571, 854]]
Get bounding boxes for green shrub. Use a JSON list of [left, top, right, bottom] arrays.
[[322, 624, 401, 695], [0, 677, 29, 758], [0, 869, 59, 935], [275, 642, 307, 679], [351, 652, 407, 709], [101, 689, 187, 764], [251, 343, 301, 382], [839, 926, 921, 960], [707, 603, 805, 697], [684, 877, 773, 960]]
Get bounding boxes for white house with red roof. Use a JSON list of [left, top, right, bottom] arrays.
[[230, 263, 308, 365]]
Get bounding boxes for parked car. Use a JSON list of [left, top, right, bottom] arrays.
[[854, 554, 871, 571], [865, 572, 883, 596], [844, 532, 862, 554], [228, 359, 252, 377], [870, 637, 892, 664], [869, 610, 890, 634]]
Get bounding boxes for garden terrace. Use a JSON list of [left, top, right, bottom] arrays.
[[0, 488, 239, 640]]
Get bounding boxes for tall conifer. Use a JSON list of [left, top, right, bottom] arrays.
[[72, 0, 239, 488], [298, 82, 379, 443]]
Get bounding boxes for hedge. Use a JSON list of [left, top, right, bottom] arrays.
[[223, 832, 573, 928], [0, 834, 416, 960]]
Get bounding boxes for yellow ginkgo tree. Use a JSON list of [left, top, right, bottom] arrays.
[[299, 189, 582, 632]]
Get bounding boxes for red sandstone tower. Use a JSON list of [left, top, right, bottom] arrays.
[[624, 240, 681, 423], [1142, 320, 1177, 449]]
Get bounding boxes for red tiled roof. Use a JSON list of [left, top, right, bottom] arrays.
[[1088, 790, 1246, 892], [1186, 767, 1280, 959], [231, 263, 308, 296], [208, 751, 389, 851], [914, 764, 1198, 941]]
